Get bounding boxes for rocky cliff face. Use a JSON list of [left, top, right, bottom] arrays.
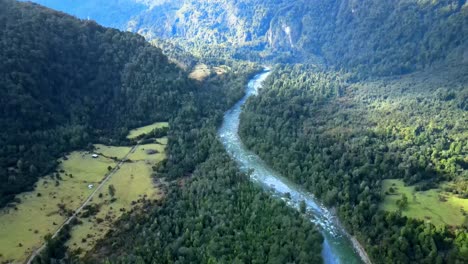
[[30, 0, 468, 75]]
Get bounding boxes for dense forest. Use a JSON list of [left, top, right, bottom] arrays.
[[2, 1, 326, 263], [84, 63, 323, 263], [30, 0, 468, 76], [0, 0, 194, 206], [31, 56, 325, 264], [239, 64, 468, 263], [88, 134, 324, 263], [3, 1, 468, 264]]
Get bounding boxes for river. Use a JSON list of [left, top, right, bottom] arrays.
[[218, 70, 368, 264]]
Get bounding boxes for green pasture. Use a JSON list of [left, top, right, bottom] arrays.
[[380, 179, 468, 227]]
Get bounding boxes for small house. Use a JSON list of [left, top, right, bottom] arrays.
[[88, 184, 94, 189], [92, 154, 98, 158]]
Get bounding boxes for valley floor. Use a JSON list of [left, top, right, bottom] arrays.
[[0, 123, 168, 263]]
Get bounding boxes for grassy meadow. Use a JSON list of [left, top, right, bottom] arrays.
[[0, 123, 168, 263], [188, 64, 229, 81], [188, 63, 212, 81], [68, 135, 168, 253], [380, 179, 468, 227], [128, 143, 166, 162], [94, 144, 132, 160], [0, 153, 116, 262], [67, 160, 165, 254], [126, 122, 169, 139]]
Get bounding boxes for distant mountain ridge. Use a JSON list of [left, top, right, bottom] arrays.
[[28, 0, 468, 76]]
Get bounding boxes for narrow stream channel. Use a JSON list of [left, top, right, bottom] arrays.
[[218, 70, 366, 264]]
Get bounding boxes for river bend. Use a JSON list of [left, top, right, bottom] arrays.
[[218, 70, 366, 264]]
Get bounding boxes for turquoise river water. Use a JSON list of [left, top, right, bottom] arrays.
[[218, 70, 366, 264]]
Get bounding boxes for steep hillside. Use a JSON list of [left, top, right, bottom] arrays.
[[79, 63, 325, 264], [239, 63, 468, 263], [0, 2, 326, 263], [30, 0, 468, 75], [0, 0, 194, 206]]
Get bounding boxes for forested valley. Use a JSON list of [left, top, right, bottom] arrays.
[[1, 1, 325, 263], [239, 64, 468, 263], [0, 0, 198, 207], [83, 70, 324, 262], [1, 0, 467, 264]]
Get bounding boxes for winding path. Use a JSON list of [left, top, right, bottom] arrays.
[[26, 144, 140, 264]]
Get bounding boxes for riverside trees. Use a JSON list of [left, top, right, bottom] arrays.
[[239, 64, 468, 263]]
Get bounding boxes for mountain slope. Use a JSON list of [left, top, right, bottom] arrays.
[[29, 0, 468, 76], [0, 0, 193, 206], [239, 63, 468, 263], [1, 2, 326, 264]]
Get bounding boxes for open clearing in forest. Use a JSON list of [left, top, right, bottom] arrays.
[[188, 64, 229, 81], [128, 143, 166, 162], [0, 123, 168, 263], [380, 179, 468, 227], [66, 158, 166, 254], [0, 153, 116, 262], [188, 63, 212, 81], [126, 122, 169, 139], [94, 144, 134, 160]]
